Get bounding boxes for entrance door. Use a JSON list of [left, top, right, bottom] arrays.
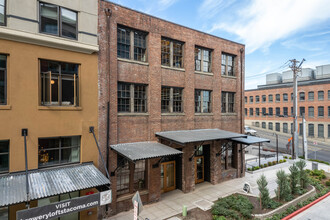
[[195, 156, 204, 183], [161, 161, 176, 192]]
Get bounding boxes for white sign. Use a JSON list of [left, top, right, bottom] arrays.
[[100, 190, 112, 206], [134, 201, 138, 220], [243, 182, 252, 193]]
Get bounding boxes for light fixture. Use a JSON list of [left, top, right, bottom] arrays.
[[51, 80, 55, 85]]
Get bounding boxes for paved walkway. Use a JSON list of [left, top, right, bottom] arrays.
[[107, 160, 330, 220], [291, 195, 330, 220]]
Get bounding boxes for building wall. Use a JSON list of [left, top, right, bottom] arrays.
[[98, 0, 245, 215], [245, 82, 330, 143]]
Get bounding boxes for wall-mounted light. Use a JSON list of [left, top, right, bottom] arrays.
[[51, 80, 55, 85]]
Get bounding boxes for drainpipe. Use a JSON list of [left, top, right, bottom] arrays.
[[22, 129, 30, 208], [240, 48, 244, 176]]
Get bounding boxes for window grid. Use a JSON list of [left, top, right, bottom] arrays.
[[173, 42, 183, 68], [276, 123, 280, 132], [249, 108, 253, 116], [308, 91, 314, 101], [276, 107, 280, 116], [308, 106, 314, 117], [222, 92, 235, 113], [283, 107, 288, 116], [161, 39, 170, 66], [308, 124, 314, 137], [262, 95, 266, 102], [275, 94, 280, 102], [118, 83, 147, 113], [283, 123, 288, 133], [134, 31, 147, 62], [269, 122, 273, 130], [134, 85, 147, 112], [256, 95, 260, 103], [0, 0, 5, 26], [318, 91, 324, 100], [299, 92, 305, 101], [117, 27, 131, 59], [0, 140, 9, 173], [262, 122, 266, 129], [116, 155, 129, 195], [283, 93, 288, 102], [173, 88, 183, 113], [318, 124, 324, 138], [196, 90, 211, 113], [221, 53, 235, 76], [256, 108, 260, 116], [269, 94, 273, 102], [318, 106, 324, 117], [161, 87, 170, 113], [0, 54, 6, 105], [117, 83, 131, 112]]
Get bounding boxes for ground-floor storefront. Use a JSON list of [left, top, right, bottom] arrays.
[[108, 129, 250, 215]]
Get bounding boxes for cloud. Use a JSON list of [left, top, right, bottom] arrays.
[[209, 0, 330, 54], [142, 0, 179, 13], [198, 0, 236, 19]]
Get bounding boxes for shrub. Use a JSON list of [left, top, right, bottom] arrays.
[[257, 174, 271, 209], [296, 160, 309, 189], [260, 164, 264, 168], [264, 164, 268, 167], [272, 161, 277, 165], [283, 159, 287, 162], [253, 166, 260, 171], [289, 157, 292, 159], [284, 156, 288, 159], [289, 164, 300, 195], [275, 170, 292, 201], [268, 161, 272, 166], [247, 168, 252, 171], [326, 180, 330, 186], [279, 160, 283, 163]]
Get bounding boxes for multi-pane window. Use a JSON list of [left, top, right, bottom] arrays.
[[291, 93, 293, 101], [268, 122, 273, 130], [299, 123, 303, 136], [221, 92, 235, 113], [283, 107, 288, 116], [283, 123, 288, 133], [117, 26, 147, 62], [244, 108, 247, 116], [249, 108, 253, 116], [262, 95, 266, 102], [308, 124, 314, 137], [268, 107, 273, 116], [328, 125, 330, 138], [283, 93, 288, 102], [275, 94, 280, 102], [256, 95, 260, 103], [38, 136, 80, 167], [256, 108, 260, 116], [308, 106, 314, 117], [195, 47, 212, 72], [255, 122, 260, 127], [0, 0, 5, 25], [40, 2, 77, 39], [221, 53, 235, 76], [328, 90, 330, 100], [161, 87, 183, 113], [276, 107, 280, 116], [328, 106, 330, 117], [0, 140, 9, 173], [308, 91, 314, 101], [118, 83, 147, 113], [40, 60, 79, 106], [291, 107, 293, 115], [299, 107, 305, 117], [161, 38, 184, 68], [276, 123, 280, 132], [318, 91, 324, 100], [262, 108, 266, 116], [195, 90, 212, 113], [116, 155, 146, 196], [299, 92, 305, 101], [268, 94, 273, 102], [0, 54, 6, 105], [244, 96, 247, 103], [249, 96, 253, 103], [318, 124, 324, 138], [262, 122, 266, 129], [318, 106, 324, 117]]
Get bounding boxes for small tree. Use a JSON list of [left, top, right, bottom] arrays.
[[275, 170, 292, 201], [257, 174, 271, 209], [296, 160, 309, 189], [289, 164, 300, 194]]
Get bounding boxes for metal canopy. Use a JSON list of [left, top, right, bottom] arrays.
[[230, 136, 270, 145], [110, 142, 182, 161], [0, 163, 110, 207], [155, 129, 246, 144]]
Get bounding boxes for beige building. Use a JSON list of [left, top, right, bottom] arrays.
[[0, 1, 109, 220]]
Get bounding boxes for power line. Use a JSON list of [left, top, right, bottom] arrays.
[[246, 60, 290, 79]]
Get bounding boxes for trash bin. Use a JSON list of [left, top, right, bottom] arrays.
[[312, 162, 318, 171]]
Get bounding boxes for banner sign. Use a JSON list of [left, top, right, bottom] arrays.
[[17, 190, 112, 220]]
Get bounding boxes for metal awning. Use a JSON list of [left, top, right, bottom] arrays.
[[230, 136, 270, 145], [110, 142, 182, 161], [0, 163, 110, 207], [155, 129, 246, 145]]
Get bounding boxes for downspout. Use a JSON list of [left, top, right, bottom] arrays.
[[22, 129, 30, 208], [240, 48, 244, 176]]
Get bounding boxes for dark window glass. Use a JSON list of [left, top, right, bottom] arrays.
[[262, 95, 266, 102], [40, 60, 79, 106], [269, 94, 273, 102], [0, 140, 9, 173], [328, 106, 330, 117], [118, 83, 130, 112], [299, 107, 305, 117], [268, 107, 273, 116], [244, 96, 247, 103], [0, 54, 6, 105], [40, 3, 77, 39], [276, 107, 280, 116], [60, 8, 77, 39], [268, 122, 273, 130], [283, 123, 288, 133], [308, 124, 314, 137], [318, 91, 324, 100], [134, 31, 147, 62], [276, 123, 280, 132], [328, 125, 330, 138], [291, 93, 293, 101], [299, 92, 305, 101], [117, 27, 131, 59], [202, 91, 211, 113], [255, 122, 260, 127], [161, 87, 170, 113], [262, 122, 266, 128], [328, 90, 330, 100], [161, 87, 183, 113], [249, 108, 253, 116], [173, 42, 183, 68], [256, 95, 260, 103], [256, 108, 260, 116], [228, 93, 235, 113], [118, 83, 147, 113], [173, 88, 183, 113], [283, 107, 288, 116], [196, 90, 211, 113], [244, 108, 247, 116], [221, 53, 235, 76], [262, 108, 266, 116], [249, 96, 253, 103], [0, 0, 5, 25], [195, 90, 201, 113], [222, 92, 235, 113], [283, 93, 288, 101], [318, 124, 324, 138], [276, 94, 280, 101], [161, 39, 170, 66], [318, 106, 324, 117], [116, 155, 129, 195], [38, 136, 80, 167], [308, 106, 314, 117], [308, 91, 314, 101], [299, 123, 303, 136], [134, 84, 147, 112]]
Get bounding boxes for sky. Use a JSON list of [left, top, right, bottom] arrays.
[[108, 0, 330, 89]]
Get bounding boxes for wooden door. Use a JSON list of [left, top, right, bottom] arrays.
[[195, 156, 204, 183], [161, 161, 176, 192]]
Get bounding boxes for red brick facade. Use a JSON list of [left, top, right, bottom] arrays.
[[98, 1, 245, 215]]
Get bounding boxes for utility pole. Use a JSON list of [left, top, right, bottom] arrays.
[[289, 58, 305, 159], [302, 113, 308, 160]]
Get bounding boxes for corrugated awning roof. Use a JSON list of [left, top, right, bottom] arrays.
[[110, 142, 182, 161], [230, 136, 270, 145], [0, 163, 110, 207], [155, 129, 246, 144]]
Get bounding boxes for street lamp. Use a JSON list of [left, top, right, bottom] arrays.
[[273, 133, 279, 163]]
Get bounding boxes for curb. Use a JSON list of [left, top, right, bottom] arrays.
[[282, 192, 330, 220]]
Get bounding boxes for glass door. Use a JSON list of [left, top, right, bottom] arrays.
[[195, 156, 204, 183], [161, 161, 176, 192]]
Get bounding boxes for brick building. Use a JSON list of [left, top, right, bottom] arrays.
[[245, 65, 330, 144], [98, 1, 246, 215]]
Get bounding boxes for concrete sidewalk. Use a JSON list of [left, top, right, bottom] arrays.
[[107, 160, 330, 220]]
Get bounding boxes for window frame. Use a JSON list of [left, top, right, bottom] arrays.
[[283, 107, 288, 116], [268, 94, 273, 103], [318, 91, 324, 101], [255, 95, 260, 103], [318, 124, 324, 138], [221, 91, 235, 113], [299, 92, 305, 101], [268, 122, 273, 130], [308, 91, 314, 101], [0, 54, 7, 105], [318, 106, 324, 117], [275, 94, 280, 102], [275, 123, 280, 132], [221, 53, 235, 76], [256, 108, 260, 116], [195, 46, 212, 73], [117, 82, 148, 113], [40, 59, 80, 107], [283, 93, 288, 102], [308, 106, 314, 118], [262, 95, 266, 103], [0, 140, 9, 174], [195, 89, 212, 113], [38, 136, 81, 168], [39, 2, 78, 40], [249, 108, 253, 116], [283, 123, 288, 133], [0, 0, 6, 26], [262, 122, 266, 129], [161, 37, 184, 68], [308, 124, 314, 137], [161, 86, 183, 113], [275, 107, 280, 116]]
